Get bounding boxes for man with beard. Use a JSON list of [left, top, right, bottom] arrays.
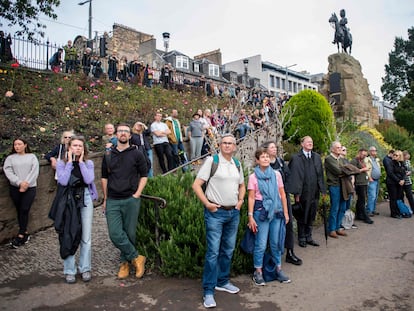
[[101, 124, 148, 279], [286, 136, 326, 248]]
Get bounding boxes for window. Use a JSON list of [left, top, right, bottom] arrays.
[[208, 64, 219, 77], [193, 63, 199, 73], [270, 75, 275, 88], [176, 56, 189, 70], [276, 77, 280, 89]]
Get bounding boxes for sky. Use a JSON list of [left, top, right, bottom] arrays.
[[6, 0, 414, 99]]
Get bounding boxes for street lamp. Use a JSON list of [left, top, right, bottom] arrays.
[[243, 59, 249, 87], [162, 32, 170, 53], [78, 0, 92, 41], [285, 63, 297, 96]]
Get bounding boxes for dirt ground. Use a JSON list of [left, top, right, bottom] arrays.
[[1, 201, 413, 311]]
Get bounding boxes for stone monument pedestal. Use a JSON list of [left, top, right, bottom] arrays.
[[320, 53, 379, 127]]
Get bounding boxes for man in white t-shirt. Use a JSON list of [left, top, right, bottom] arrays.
[[192, 134, 245, 309], [150, 112, 174, 174]]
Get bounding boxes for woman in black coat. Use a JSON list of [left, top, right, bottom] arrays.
[[385, 150, 406, 218]]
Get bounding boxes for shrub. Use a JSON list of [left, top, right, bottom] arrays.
[[137, 172, 252, 278], [282, 90, 335, 154]]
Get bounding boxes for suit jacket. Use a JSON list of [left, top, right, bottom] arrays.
[[286, 150, 326, 196]]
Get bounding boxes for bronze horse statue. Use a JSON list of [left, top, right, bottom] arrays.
[[329, 12, 352, 54]]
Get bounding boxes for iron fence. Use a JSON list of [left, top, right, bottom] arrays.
[[9, 35, 62, 71]]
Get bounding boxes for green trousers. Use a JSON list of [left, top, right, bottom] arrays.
[[106, 196, 141, 262]]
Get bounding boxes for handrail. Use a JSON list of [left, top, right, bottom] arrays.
[[141, 194, 167, 209], [162, 125, 270, 176]]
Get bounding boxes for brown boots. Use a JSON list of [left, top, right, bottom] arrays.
[[132, 255, 146, 278], [118, 262, 130, 279], [117, 255, 146, 279]]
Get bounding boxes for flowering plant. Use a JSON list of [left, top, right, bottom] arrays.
[[4, 61, 19, 97]]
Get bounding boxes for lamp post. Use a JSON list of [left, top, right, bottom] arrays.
[[243, 59, 249, 87], [162, 32, 170, 53], [78, 0, 92, 41], [285, 63, 297, 96]]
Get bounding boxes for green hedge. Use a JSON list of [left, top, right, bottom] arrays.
[[137, 172, 253, 278]]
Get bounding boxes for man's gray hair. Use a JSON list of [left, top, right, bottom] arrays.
[[330, 141, 341, 151], [219, 133, 236, 145]]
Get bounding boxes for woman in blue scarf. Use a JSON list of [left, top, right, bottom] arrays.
[[247, 147, 290, 285]]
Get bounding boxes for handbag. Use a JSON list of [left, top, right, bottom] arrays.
[[396, 199, 413, 217], [240, 227, 255, 254], [262, 251, 278, 282]]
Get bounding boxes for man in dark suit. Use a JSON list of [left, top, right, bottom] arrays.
[[286, 136, 326, 248]]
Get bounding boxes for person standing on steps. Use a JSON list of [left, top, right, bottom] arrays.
[[101, 124, 148, 279]]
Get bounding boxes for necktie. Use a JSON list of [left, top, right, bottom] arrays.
[[307, 152, 311, 159]]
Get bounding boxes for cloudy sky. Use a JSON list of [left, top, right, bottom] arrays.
[[10, 0, 414, 98]]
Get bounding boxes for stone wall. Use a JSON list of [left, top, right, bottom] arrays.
[[319, 53, 379, 127], [109, 23, 154, 63]]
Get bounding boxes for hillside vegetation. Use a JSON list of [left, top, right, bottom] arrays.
[[0, 65, 227, 162]]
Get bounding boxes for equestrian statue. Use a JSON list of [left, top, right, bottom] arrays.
[[329, 9, 352, 54]]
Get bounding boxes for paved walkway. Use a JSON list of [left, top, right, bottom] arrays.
[[0, 201, 413, 311]]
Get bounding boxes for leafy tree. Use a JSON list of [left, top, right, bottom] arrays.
[[393, 92, 414, 134], [0, 0, 60, 40], [282, 89, 335, 154], [381, 27, 414, 105]]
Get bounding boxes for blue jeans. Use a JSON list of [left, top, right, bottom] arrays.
[[64, 189, 93, 275], [106, 196, 141, 262], [328, 185, 347, 232], [366, 179, 379, 214], [253, 210, 283, 269], [203, 208, 240, 296]]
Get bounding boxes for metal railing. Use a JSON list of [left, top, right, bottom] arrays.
[[9, 35, 61, 70]]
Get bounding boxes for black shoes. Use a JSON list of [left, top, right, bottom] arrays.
[[306, 240, 320, 247], [298, 241, 307, 248], [286, 249, 303, 265]]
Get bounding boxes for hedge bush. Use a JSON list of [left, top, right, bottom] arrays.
[[137, 171, 253, 279]]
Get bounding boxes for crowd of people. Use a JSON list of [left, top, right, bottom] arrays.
[[3, 121, 413, 308]]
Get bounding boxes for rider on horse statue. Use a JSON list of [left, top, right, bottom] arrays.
[[330, 9, 353, 54]]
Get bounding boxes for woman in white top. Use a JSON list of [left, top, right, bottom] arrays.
[[3, 138, 39, 248]]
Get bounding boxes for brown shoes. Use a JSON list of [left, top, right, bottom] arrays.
[[329, 231, 338, 238], [132, 255, 146, 278], [336, 230, 348, 236], [118, 262, 130, 279]]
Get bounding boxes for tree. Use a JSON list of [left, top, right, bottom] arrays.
[[381, 27, 414, 105], [282, 90, 335, 154], [0, 0, 60, 40], [393, 92, 414, 134]]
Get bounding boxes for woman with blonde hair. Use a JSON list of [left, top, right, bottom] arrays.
[[45, 130, 74, 169], [385, 150, 405, 218]]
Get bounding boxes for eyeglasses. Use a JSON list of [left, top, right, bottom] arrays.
[[117, 129, 130, 133]]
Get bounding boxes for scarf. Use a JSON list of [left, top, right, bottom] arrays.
[[254, 165, 282, 220]]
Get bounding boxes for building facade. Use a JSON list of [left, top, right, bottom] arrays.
[[223, 55, 318, 96]]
